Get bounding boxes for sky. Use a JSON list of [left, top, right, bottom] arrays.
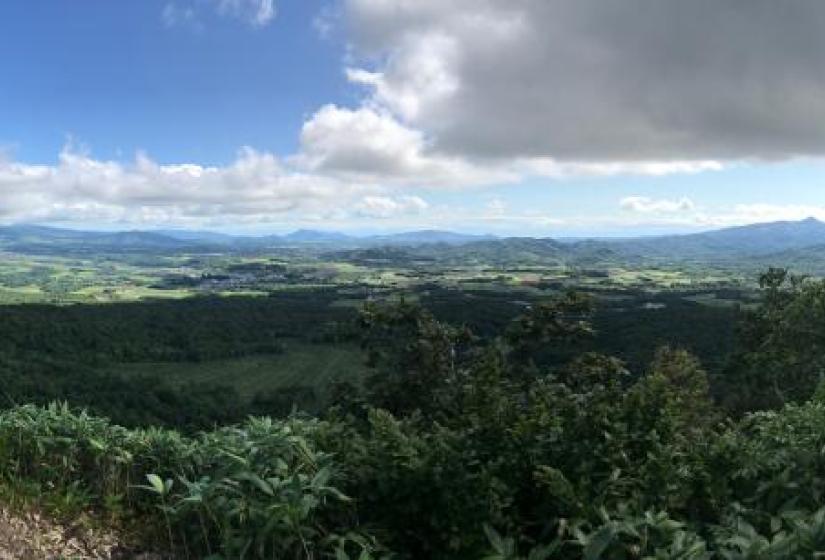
[[3, 0, 825, 236]]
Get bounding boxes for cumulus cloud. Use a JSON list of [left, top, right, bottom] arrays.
[[295, 104, 519, 187], [0, 145, 379, 227], [344, 0, 825, 161], [620, 196, 695, 213], [1, 143, 809, 233], [295, 104, 722, 187]]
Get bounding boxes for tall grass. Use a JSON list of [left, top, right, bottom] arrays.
[[0, 402, 377, 559]]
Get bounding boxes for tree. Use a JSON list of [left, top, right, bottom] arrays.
[[358, 299, 473, 416], [724, 268, 825, 412], [504, 291, 594, 379]]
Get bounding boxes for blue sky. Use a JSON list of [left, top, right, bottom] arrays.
[[0, 1, 343, 163], [2, 1, 825, 236]]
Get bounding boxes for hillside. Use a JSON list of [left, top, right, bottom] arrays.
[[747, 243, 825, 274], [327, 237, 623, 268], [605, 217, 825, 262]]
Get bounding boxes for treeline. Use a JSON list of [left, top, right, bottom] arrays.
[[0, 290, 355, 363], [419, 285, 739, 373], [0, 356, 245, 427]]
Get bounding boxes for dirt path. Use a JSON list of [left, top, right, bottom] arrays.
[[0, 508, 158, 559]]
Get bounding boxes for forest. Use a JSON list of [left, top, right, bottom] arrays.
[[2, 257, 825, 558]]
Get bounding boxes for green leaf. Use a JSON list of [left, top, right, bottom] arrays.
[[312, 466, 332, 488], [584, 525, 616, 560], [146, 473, 165, 495], [527, 542, 560, 560], [484, 523, 505, 555], [238, 471, 274, 497]]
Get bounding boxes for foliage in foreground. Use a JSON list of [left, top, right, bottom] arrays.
[[0, 403, 376, 559], [10, 381, 825, 557]]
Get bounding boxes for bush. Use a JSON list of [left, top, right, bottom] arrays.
[[0, 403, 377, 559]]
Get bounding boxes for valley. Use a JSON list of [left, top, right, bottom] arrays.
[[0, 218, 807, 427], [0, 217, 822, 558]]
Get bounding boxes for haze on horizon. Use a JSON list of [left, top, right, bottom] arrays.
[[3, 0, 825, 237]]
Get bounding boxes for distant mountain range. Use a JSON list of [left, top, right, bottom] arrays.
[[0, 225, 494, 254], [607, 217, 825, 260], [4, 219, 825, 271]]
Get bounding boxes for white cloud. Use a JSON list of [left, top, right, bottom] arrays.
[[1, 127, 724, 229], [4, 145, 812, 234], [344, 29, 459, 123], [313, 3, 340, 39], [697, 204, 825, 227], [161, 3, 198, 28], [620, 196, 695, 213], [298, 105, 427, 177], [549, 202, 825, 233], [295, 104, 518, 187], [295, 103, 722, 188], [163, 0, 275, 29], [216, 0, 275, 27], [521, 159, 723, 179], [0, 145, 379, 227], [485, 198, 507, 216], [353, 195, 429, 218]]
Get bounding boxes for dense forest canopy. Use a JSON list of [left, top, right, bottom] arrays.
[[0, 282, 737, 428]]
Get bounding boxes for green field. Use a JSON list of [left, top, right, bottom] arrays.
[[0, 247, 756, 306], [109, 341, 368, 399]]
